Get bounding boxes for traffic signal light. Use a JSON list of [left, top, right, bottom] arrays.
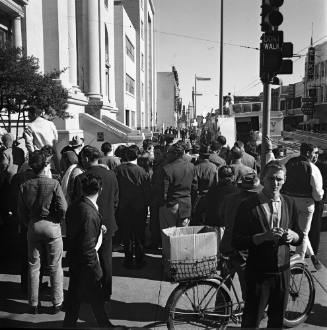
[[261, 0, 284, 32]]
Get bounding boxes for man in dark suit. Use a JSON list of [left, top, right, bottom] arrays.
[[232, 160, 303, 329], [159, 143, 196, 229], [73, 145, 119, 301], [116, 146, 150, 269], [64, 173, 113, 327]]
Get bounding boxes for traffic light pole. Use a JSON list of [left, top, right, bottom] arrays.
[[260, 80, 271, 172]]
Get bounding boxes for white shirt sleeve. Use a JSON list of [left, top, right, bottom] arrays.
[[310, 162, 324, 201]]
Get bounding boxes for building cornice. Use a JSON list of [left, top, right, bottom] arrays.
[[0, 0, 24, 17]]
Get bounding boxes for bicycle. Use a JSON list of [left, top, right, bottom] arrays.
[[164, 254, 315, 329]]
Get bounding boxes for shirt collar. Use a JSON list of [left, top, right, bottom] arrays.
[[259, 190, 281, 203], [85, 196, 98, 211]]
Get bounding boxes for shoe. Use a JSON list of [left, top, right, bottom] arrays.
[[123, 260, 134, 269], [30, 302, 42, 315], [311, 255, 323, 271], [30, 305, 38, 314], [52, 304, 62, 314]]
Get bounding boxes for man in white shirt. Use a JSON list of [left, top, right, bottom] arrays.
[[282, 143, 324, 269], [23, 106, 59, 171]]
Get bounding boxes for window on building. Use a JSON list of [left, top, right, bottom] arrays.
[[126, 36, 135, 61], [126, 74, 135, 95], [141, 20, 144, 39], [141, 82, 144, 101], [125, 109, 130, 127], [280, 100, 286, 111], [141, 53, 144, 71], [105, 65, 110, 101], [0, 26, 9, 49], [131, 111, 135, 128]]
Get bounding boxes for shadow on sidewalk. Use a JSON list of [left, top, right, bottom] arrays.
[[112, 253, 165, 282], [306, 303, 327, 327], [109, 299, 166, 322]]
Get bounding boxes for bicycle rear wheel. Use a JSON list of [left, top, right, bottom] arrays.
[[283, 263, 315, 328], [166, 279, 232, 329]]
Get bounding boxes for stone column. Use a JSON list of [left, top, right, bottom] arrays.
[[13, 16, 22, 48], [86, 0, 100, 98], [67, 0, 77, 86]]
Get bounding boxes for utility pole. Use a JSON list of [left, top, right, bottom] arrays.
[[219, 0, 224, 116], [194, 75, 197, 119]]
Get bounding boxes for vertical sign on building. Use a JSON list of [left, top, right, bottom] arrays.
[[307, 47, 315, 80]]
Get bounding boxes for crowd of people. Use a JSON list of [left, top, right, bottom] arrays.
[[0, 106, 326, 328]]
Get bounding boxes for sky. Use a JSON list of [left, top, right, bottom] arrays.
[[153, 0, 327, 116]]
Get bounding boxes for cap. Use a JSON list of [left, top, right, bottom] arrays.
[[69, 136, 84, 148], [241, 173, 262, 192]]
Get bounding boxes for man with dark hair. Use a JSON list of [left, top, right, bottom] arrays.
[[99, 141, 121, 171], [209, 140, 226, 168], [159, 143, 196, 229], [282, 143, 324, 270], [232, 160, 303, 328], [64, 173, 114, 327], [205, 165, 238, 227], [73, 145, 119, 300], [17, 150, 67, 314], [216, 135, 230, 161], [234, 140, 256, 170], [230, 146, 256, 184], [115, 146, 150, 268], [192, 145, 218, 224]]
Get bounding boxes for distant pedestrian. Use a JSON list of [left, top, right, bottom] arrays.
[[116, 146, 151, 269], [17, 150, 67, 314], [234, 140, 257, 170], [99, 141, 121, 171], [159, 143, 196, 229], [192, 144, 218, 224], [209, 140, 226, 168], [64, 173, 114, 327], [230, 146, 256, 184]]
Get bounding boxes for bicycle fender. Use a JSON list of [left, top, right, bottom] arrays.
[[290, 254, 307, 267]]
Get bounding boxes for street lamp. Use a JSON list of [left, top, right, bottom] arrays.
[[193, 75, 211, 119]]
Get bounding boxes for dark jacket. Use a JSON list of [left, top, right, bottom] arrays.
[[74, 165, 119, 237], [209, 152, 226, 168], [194, 158, 218, 196], [282, 156, 312, 198], [99, 155, 121, 172], [205, 182, 239, 227], [232, 193, 303, 274], [115, 162, 150, 212], [66, 197, 102, 281], [161, 157, 196, 219]]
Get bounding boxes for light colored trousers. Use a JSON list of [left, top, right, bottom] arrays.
[[292, 197, 315, 258], [27, 221, 63, 307]]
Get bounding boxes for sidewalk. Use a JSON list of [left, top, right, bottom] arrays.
[[1, 248, 327, 328]]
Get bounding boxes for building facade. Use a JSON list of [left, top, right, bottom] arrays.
[[0, 0, 149, 151], [115, 0, 156, 133], [157, 67, 181, 130], [304, 41, 327, 126], [114, 4, 137, 128]]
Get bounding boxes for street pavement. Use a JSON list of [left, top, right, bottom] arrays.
[[1, 228, 327, 329]]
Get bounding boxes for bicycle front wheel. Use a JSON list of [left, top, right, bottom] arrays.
[[283, 263, 315, 328], [166, 279, 232, 329]]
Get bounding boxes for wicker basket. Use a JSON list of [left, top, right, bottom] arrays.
[[164, 255, 218, 283]]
